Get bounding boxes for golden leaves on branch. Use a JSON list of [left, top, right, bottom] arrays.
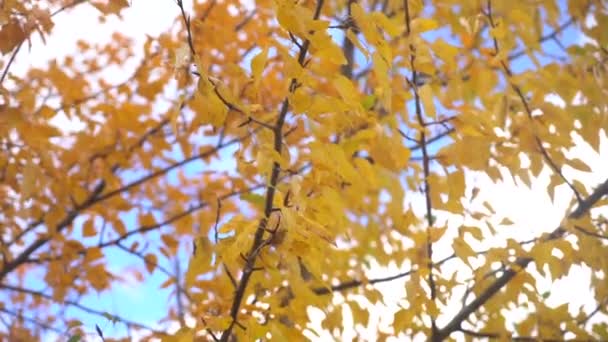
[[2, 0, 608, 340]]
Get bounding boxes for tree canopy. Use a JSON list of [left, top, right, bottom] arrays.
[[1, 0, 607, 340]]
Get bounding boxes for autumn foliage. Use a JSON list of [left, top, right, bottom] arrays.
[[1, 0, 608, 340]]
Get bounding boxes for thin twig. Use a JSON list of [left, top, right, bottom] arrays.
[[0, 307, 64, 335], [213, 198, 222, 243]]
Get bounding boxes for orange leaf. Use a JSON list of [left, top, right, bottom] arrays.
[[144, 254, 157, 274], [82, 219, 97, 238]]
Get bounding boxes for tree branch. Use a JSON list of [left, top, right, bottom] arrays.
[[0, 180, 106, 281], [0, 307, 64, 335], [435, 177, 608, 340], [218, 0, 325, 339], [403, 0, 438, 338], [0, 284, 166, 335]]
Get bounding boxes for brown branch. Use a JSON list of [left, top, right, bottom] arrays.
[[115, 242, 175, 279], [403, 0, 438, 338], [405, 128, 454, 152], [310, 235, 533, 296], [0, 42, 22, 86], [435, 177, 608, 340], [92, 131, 250, 205], [0, 180, 106, 281], [312, 235, 533, 295], [0, 284, 166, 335], [113, 242, 193, 304], [218, 0, 325, 339], [25, 164, 310, 264], [0, 307, 64, 335], [97, 186, 258, 248], [175, 0, 273, 134], [340, 0, 356, 79], [507, 17, 576, 61], [176, 0, 197, 57], [234, 10, 257, 32], [573, 225, 608, 241], [213, 198, 222, 243], [173, 257, 186, 328], [6, 117, 171, 252], [311, 257, 420, 293], [6, 125, 247, 273], [50, 0, 89, 16], [313, 269, 415, 295], [459, 328, 499, 339], [24, 188, 253, 264], [578, 299, 607, 326]]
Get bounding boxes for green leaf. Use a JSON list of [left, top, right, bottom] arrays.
[[361, 94, 376, 110]]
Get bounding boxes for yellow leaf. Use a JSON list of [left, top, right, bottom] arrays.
[[351, 2, 386, 52], [430, 226, 447, 242], [191, 89, 228, 127], [315, 42, 347, 66], [144, 253, 157, 274], [173, 44, 190, 69], [568, 157, 592, 172], [322, 143, 359, 183], [411, 18, 439, 33], [370, 135, 410, 171], [186, 237, 213, 286], [275, 0, 315, 36], [346, 30, 370, 61], [370, 12, 401, 37], [82, 219, 97, 238], [138, 212, 156, 227], [300, 215, 334, 244], [489, 20, 507, 40], [169, 100, 181, 135], [350, 302, 369, 326], [461, 226, 483, 240], [498, 217, 515, 225], [372, 51, 391, 111], [113, 219, 127, 236], [419, 84, 436, 118], [21, 160, 37, 200], [452, 236, 476, 267], [333, 75, 360, 107], [160, 277, 175, 289], [91, 0, 130, 16], [432, 38, 459, 66], [393, 308, 413, 332], [161, 234, 179, 252], [0, 20, 26, 54], [85, 247, 104, 262], [161, 327, 194, 342], [251, 46, 268, 89]]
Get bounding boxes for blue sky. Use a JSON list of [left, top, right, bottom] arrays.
[[2, 0, 594, 340]]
